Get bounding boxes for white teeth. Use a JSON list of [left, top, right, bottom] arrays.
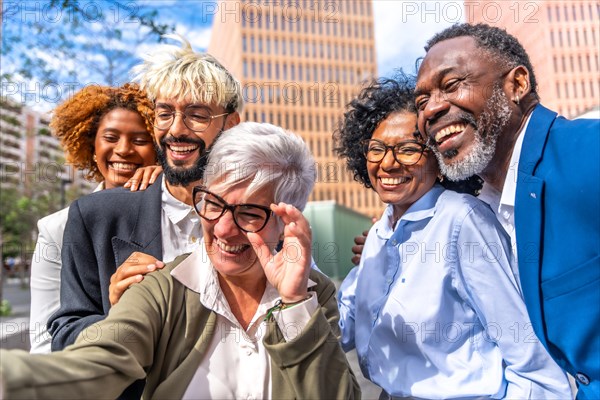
[[435, 124, 467, 143], [380, 177, 410, 185], [217, 240, 248, 254], [109, 162, 136, 171], [169, 144, 198, 153]]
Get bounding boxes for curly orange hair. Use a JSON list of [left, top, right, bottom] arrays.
[[50, 83, 155, 182]]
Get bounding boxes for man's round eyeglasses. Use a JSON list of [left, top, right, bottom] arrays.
[[192, 187, 272, 233], [362, 139, 427, 166], [151, 106, 230, 133]]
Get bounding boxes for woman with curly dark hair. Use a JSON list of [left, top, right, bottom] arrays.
[[334, 75, 571, 398], [29, 84, 161, 353]]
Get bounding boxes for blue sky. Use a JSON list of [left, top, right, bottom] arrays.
[[2, 0, 464, 110], [144, 0, 462, 76]]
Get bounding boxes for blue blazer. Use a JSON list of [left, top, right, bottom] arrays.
[[516, 105, 599, 399], [48, 175, 164, 350]]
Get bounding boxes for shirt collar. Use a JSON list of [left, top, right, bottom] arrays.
[[161, 178, 195, 224], [499, 113, 532, 208], [376, 184, 444, 238]]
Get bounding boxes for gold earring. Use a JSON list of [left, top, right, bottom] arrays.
[[93, 154, 97, 163], [514, 94, 520, 105]]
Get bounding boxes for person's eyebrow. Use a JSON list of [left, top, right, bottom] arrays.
[[414, 66, 455, 96]]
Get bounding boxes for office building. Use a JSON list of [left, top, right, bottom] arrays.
[[0, 97, 94, 197], [467, 0, 599, 118], [208, 0, 383, 218]]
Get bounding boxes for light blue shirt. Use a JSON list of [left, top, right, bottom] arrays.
[[338, 185, 571, 399]]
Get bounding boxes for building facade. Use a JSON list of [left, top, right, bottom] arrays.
[[0, 97, 94, 199], [208, 0, 383, 218], [466, 0, 599, 118]]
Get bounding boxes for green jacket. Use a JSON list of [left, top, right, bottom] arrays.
[[1, 255, 360, 399]]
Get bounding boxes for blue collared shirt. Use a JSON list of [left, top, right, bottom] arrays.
[[338, 185, 571, 399]]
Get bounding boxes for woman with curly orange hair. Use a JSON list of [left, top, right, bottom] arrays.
[[29, 83, 160, 353]]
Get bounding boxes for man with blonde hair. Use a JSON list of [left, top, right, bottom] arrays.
[[48, 36, 242, 397]]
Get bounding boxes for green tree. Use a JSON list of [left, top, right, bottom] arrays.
[[1, 0, 173, 104]]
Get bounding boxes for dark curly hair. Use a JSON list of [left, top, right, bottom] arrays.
[[425, 23, 538, 98], [334, 74, 483, 195], [334, 74, 417, 189], [50, 83, 154, 182]]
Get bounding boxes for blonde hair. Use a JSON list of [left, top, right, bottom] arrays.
[[132, 34, 243, 113]]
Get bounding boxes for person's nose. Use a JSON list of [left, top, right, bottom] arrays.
[[169, 112, 193, 138], [114, 137, 134, 157], [380, 148, 401, 171], [422, 91, 450, 125], [213, 210, 241, 238]]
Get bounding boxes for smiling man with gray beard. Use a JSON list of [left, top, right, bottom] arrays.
[[416, 23, 599, 399]]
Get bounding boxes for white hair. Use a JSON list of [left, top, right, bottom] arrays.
[[203, 122, 316, 211], [131, 33, 243, 113]]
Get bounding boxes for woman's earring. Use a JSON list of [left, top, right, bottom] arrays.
[[514, 94, 520, 105], [93, 154, 97, 163]]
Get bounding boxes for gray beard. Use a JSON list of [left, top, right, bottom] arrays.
[[433, 84, 512, 181]]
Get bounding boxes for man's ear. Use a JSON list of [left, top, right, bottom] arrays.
[[508, 66, 531, 104], [224, 112, 241, 130]]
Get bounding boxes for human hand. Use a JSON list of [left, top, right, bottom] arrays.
[[109, 251, 164, 305], [123, 165, 162, 191], [248, 203, 312, 304], [350, 230, 369, 265], [351, 217, 376, 265]]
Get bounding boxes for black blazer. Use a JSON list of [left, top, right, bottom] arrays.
[[48, 175, 164, 350]]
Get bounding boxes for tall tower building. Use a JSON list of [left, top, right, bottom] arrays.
[[466, 0, 599, 118], [208, 0, 383, 218]]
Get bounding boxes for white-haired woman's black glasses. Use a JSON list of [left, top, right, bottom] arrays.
[[193, 186, 273, 233]]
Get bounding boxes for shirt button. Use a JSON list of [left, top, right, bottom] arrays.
[[246, 349, 253, 356], [575, 372, 590, 385], [502, 210, 510, 219], [190, 236, 197, 243], [530, 192, 537, 199], [391, 240, 397, 246]]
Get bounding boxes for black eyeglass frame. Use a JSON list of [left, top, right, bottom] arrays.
[[192, 186, 273, 233], [361, 138, 427, 166], [150, 104, 231, 133]]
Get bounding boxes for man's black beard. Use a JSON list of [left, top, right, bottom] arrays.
[[155, 136, 208, 187]]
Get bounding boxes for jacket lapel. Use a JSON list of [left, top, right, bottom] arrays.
[[112, 174, 164, 266], [515, 105, 556, 345]]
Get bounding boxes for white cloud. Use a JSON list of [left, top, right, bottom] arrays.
[[374, 0, 465, 77], [174, 24, 213, 51]]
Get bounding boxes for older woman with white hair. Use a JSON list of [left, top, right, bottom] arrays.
[[0, 122, 360, 400]]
